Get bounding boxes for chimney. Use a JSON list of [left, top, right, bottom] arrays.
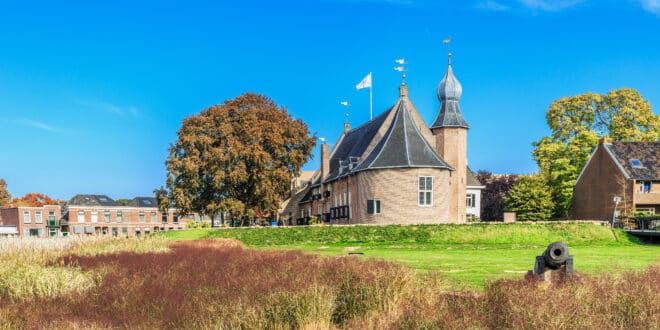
[[600, 137, 612, 144], [344, 122, 350, 132], [321, 143, 330, 180]]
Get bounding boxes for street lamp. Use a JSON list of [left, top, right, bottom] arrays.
[[612, 196, 621, 228]]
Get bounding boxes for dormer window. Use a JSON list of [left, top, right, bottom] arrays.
[[629, 159, 644, 168]]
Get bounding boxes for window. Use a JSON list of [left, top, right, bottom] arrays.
[[112, 227, 118, 237], [73, 226, 83, 234], [104, 211, 111, 223], [139, 212, 145, 223], [162, 213, 168, 223], [635, 207, 655, 215], [318, 205, 323, 215], [91, 211, 98, 223], [639, 181, 652, 194], [367, 200, 381, 215], [77, 211, 85, 223], [35, 211, 42, 224], [116, 211, 123, 223], [419, 176, 433, 206], [151, 212, 157, 223], [348, 192, 352, 218], [23, 211, 31, 224], [173, 214, 179, 223], [466, 194, 476, 208], [48, 211, 55, 221], [630, 159, 644, 168]]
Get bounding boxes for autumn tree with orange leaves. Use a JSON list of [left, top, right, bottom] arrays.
[[157, 93, 316, 226], [0, 179, 11, 207], [11, 193, 58, 207]]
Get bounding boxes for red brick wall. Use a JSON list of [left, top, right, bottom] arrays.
[[573, 145, 631, 220]]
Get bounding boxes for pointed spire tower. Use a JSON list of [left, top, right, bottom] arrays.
[[431, 53, 469, 223]]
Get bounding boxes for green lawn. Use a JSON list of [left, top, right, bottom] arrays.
[[161, 223, 660, 290]]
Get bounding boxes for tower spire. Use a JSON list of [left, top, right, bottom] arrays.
[[430, 53, 469, 129]]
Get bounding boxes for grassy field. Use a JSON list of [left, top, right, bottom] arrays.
[[1, 231, 657, 328], [161, 223, 660, 289]]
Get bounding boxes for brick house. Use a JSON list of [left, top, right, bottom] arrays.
[[281, 55, 482, 225], [0, 205, 62, 237], [63, 194, 188, 237], [573, 139, 660, 221]]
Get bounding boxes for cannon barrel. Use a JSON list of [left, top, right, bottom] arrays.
[[542, 242, 570, 268]]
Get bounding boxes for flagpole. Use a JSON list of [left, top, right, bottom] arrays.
[[369, 80, 373, 120]]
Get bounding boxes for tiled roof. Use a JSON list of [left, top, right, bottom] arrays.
[[355, 99, 451, 171], [605, 141, 660, 180], [128, 197, 158, 208], [68, 194, 119, 207], [466, 167, 483, 186], [324, 108, 391, 181]]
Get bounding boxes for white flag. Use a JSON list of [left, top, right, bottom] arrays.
[[355, 72, 372, 90], [340, 101, 349, 106], [395, 58, 405, 65], [443, 37, 451, 44]]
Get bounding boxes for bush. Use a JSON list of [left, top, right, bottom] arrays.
[[505, 174, 555, 221]]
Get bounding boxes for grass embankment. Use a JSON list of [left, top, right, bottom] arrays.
[[162, 223, 660, 289], [1, 239, 658, 329]]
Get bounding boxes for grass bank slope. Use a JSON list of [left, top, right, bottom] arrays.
[[161, 223, 638, 247]]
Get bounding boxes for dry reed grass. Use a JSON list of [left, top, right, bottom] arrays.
[[0, 238, 657, 329]]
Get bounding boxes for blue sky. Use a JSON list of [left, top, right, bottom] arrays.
[[0, 0, 659, 200]]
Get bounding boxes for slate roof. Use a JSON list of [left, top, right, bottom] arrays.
[[431, 63, 469, 129], [466, 167, 483, 187], [68, 194, 119, 207], [354, 99, 451, 171], [323, 108, 391, 181], [128, 197, 158, 208], [605, 141, 660, 180]]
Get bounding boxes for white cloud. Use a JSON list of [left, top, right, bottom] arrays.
[[517, 0, 584, 11], [639, 0, 660, 15], [474, 0, 584, 12], [16, 119, 61, 133], [78, 100, 139, 118], [474, 0, 510, 11]]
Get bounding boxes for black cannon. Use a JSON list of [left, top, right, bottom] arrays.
[[533, 242, 574, 280]]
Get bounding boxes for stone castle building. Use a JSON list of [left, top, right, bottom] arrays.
[[281, 55, 482, 225]]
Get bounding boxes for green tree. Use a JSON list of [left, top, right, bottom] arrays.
[[504, 175, 554, 221], [0, 179, 11, 207], [160, 93, 316, 225], [533, 88, 659, 218]]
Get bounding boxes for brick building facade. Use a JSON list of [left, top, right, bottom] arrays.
[[573, 139, 660, 221], [281, 55, 482, 225], [63, 195, 188, 237], [0, 205, 62, 237]]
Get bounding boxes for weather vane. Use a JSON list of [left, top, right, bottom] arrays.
[[443, 37, 452, 64], [394, 58, 406, 85], [340, 101, 349, 122]]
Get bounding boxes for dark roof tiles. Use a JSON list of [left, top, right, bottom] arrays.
[[67, 194, 119, 207], [128, 197, 158, 208], [355, 99, 451, 171], [606, 142, 660, 180]]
